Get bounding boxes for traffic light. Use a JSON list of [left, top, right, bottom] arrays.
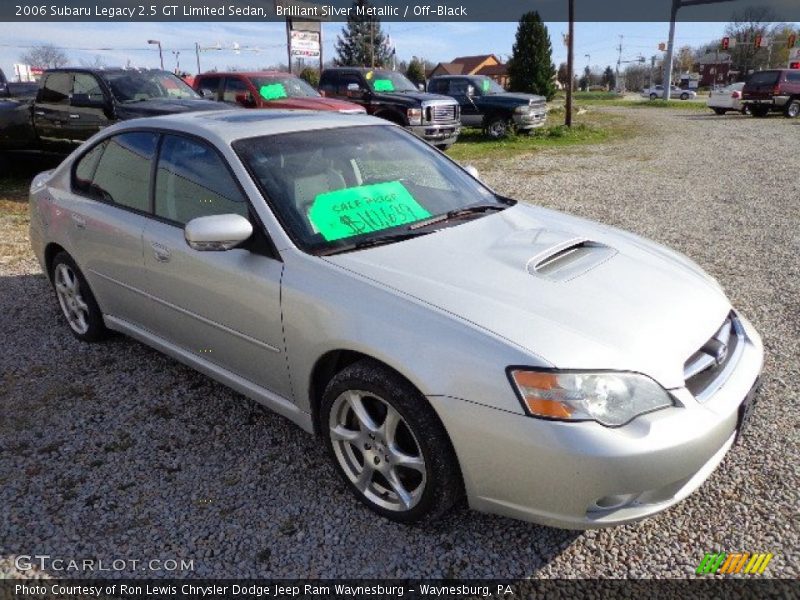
[[721, 37, 730, 50], [790, 62, 800, 69]]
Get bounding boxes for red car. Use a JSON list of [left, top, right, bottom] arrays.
[[193, 71, 365, 114]]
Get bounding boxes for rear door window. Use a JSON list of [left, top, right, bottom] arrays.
[[154, 134, 248, 225], [786, 72, 800, 83], [90, 132, 158, 211]]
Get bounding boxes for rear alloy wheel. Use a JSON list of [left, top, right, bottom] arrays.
[[484, 116, 511, 139], [322, 359, 462, 523], [785, 100, 800, 119], [741, 105, 751, 115], [51, 252, 108, 342]]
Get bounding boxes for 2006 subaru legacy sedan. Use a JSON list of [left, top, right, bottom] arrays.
[[29, 110, 763, 529]]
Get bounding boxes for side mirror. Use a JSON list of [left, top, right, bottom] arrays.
[[466, 85, 475, 97], [234, 92, 255, 107], [71, 93, 108, 109], [198, 89, 214, 99], [184, 214, 253, 251], [464, 165, 480, 180], [418, 83, 425, 91], [346, 82, 366, 98]]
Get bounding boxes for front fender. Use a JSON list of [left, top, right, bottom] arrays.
[[279, 251, 548, 416]]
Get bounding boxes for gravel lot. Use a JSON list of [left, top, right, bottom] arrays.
[[1, 108, 798, 580]]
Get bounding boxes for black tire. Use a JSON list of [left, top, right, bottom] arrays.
[[483, 115, 511, 139], [50, 252, 108, 342], [435, 143, 453, 152], [321, 359, 463, 524], [741, 105, 751, 116], [712, 108, 726, 115], [785, 100, 800, 119], [649, 93, 657, 100], [751, 105, 770, 118], [680, 93, 689, 100]]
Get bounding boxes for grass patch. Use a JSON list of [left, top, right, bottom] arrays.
[[446, 113, 630, 161]]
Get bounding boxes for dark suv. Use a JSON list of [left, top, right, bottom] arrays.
[[319, 68, 460, 149], [742, 69, 800, 118], [427, 75, 547, 138]]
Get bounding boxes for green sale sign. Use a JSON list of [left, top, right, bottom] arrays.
[[308, 181, 431, 241]]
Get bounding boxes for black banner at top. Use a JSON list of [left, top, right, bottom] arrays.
[[2, 0, 800, 22]]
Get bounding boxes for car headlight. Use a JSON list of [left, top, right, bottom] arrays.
[[513, 105, 532, 114], [508, 369, 674, 427], [407, 108, 422, 125]]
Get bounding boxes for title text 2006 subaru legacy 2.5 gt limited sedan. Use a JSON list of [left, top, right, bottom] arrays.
[[29, 110, 762, 529]]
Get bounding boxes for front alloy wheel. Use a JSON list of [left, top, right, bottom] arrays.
[[785, 100, 800, 119], [484, 116, 511, 139], [329, 390, 426, 512], [322, 359, 463, 523]]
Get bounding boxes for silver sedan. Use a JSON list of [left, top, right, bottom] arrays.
[[29, 111, 763, 529]]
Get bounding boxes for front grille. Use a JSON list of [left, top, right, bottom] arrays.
[[426, 104, 458, 123], [684, 312, 741, 401]]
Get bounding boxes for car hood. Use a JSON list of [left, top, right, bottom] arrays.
[[325, 204, 731, 389], [267, 96, 364, 112], [379, 91, 456, 104], [115, 97, 232, 118], [482, 92, 547, 105]]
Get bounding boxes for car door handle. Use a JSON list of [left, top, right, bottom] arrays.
[[69, 114, 80, 119], [151, 243, 171, 263], [70, 214, 86, 229]]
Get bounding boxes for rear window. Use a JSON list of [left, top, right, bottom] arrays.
[[747, 71, 780, 86]]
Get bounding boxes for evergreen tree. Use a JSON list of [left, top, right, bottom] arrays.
[[507, 11, 557, 100], [334, 0, 391, 67], [602, 66, 616, 89], [405, 57, 426, 86]]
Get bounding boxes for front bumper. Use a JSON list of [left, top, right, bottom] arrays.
[[430, 314, 764, 529], [513, 110, 547, 130], [407, 122, 460, 145]]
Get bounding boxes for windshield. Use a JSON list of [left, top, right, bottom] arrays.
[[251, 76, 321, 99], [102, 70, 200, 103], [474, 77, 506, 95], [365, 70, 418, 93], [234, 125, 506, 254]]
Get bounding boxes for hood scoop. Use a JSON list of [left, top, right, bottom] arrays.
[[526, 237, 617, 282]]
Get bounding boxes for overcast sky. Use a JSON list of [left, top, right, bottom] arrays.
[[0, 21, 790, 79]]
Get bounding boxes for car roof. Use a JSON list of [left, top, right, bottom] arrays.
[[198, 71, 294, 78], [104, 109, 384, 144]]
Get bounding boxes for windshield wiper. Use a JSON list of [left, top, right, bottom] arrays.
[[318, 230, 432, 256], [408, 204, 505, 230]]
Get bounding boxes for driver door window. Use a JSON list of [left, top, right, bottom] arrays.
[[154, 134, 249, 225], [222, 77, 248, 104]]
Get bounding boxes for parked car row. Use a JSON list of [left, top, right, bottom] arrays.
[[706, 69, 800, 118], [0, 66, 550, 164]]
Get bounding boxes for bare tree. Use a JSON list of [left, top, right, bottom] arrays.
[[623, 63, 650, 91], [80, 55, 108, 69], [20, 43, 69, 68], [675, 45, 695, 74], [725, 6, 776, 75]]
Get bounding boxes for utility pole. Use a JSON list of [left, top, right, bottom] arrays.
[[584, 53, 590, 90], [616, 35, 623, 90], [195, 43, 201, 75], [565, 0, 574, 127], [663, 0, 736, 100]]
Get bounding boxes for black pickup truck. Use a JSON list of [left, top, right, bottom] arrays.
[[319, 67, 461, 150], [0, 68, 228, 159], [427, 75, 547, 139]]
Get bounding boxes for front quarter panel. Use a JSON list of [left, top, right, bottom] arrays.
[[280, 250, 547, 416]]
